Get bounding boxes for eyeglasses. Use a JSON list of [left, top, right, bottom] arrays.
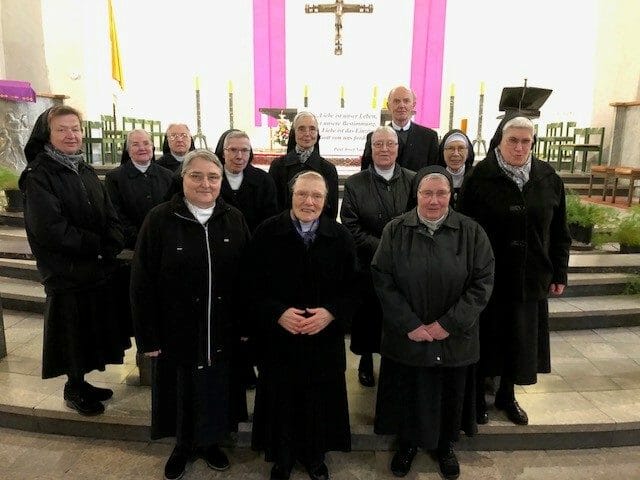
[[372, 141, 399, 149], [505, 137, 532, 147], [186, 172, 222, 183], [444, 146, 468, 153], [293, 191, 325, 202], [168, 133, 190, 140], [224, 147, 251, 155], [418, 190, 450, 199]]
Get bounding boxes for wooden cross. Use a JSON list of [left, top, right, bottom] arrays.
[[305, 0, 373, 55]]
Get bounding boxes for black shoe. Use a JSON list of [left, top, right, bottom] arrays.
[[306, 462, 329, 480], [81, 381, 114, 402], [436, 445, 460, 480], [476, 408, 489, 425], [205, 445, 229, 471], [494, 398, 529, 425], [164, 446, 189, 480], [390, 446, 417, 477], [358, 370, 375, 387], [270, 463, 291, 480], [63, 384, 104, 416]]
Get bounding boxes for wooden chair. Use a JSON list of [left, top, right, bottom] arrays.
[[101, 115, 124, 164], [559, 127, 605, 173], [611, 167, 640, 206], [146, 119, 163, 151], [82, 120, 103, 164], [588, 165, 615, 201], [537, 122, 563, 161]]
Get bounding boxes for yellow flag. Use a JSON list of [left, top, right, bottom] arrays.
[[108, 0, 124, 89]]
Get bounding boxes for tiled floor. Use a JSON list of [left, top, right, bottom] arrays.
[[1, 426, 639, 479]]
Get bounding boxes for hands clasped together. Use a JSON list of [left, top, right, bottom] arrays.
[[407, 322, 449, 342], [278, 307, 335, 335]]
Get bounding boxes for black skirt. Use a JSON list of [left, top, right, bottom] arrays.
[[478, 298, 551, 385], [151, 357, 243, 448], [374, 357, 475, 449], [349, 271, 382, 355], [42, 283, 130, 379], [251, 367, 351, 466]]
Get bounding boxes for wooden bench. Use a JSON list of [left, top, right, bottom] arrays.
[[588, 165, 616, 201], [611, 167, 640, 206]]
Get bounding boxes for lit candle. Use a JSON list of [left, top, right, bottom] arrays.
[[450, 83, 455, 97], [372, 85, 378, 109], [383, 97, 388, 110], [480, 81, 485, 95], [460, 118, 468, 134], [228, 80, 233, 94], [340, 85, 345, 99], [195, 76, 200, 90], [304, 85, 309, 97]]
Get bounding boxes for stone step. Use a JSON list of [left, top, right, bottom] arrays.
[[0, 275, 638, 329]]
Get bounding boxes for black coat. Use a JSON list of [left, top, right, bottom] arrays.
[[105, 161, 174, 248], [457, 153, 571, 301], [361, 122, 439, 172], [131, 195, 250, 366], [156, 153, 181, 173], [371, 209, 494, 367], [221, 164, 278, 233], [20, 153, 124, 293], [247, 211, 357, 457], [268, 149, 340, 220], [340, 165, 414, 353]]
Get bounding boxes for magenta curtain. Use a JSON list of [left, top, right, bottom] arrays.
[[410, 0, 447, 128], [253, 0, 286, 127]]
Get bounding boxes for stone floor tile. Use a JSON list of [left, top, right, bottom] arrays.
[[590, 358, 640, 376], [0, 353, 41, 375], [521, 374, 573, 393], [516, 392, 613, 425], [580, 389, 640, 423], [570, 341, 629, 360], [564, 374, 622, 392], [594, 327, 640, 343]]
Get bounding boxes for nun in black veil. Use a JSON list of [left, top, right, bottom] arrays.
[[268, 111, 339, 220], [20, 106, 129, 417]]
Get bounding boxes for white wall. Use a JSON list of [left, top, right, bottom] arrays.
[[22, 0, 633, 154]]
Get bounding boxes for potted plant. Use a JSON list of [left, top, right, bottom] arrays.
[[0, 165, 22, 212], [613, 206, 640, 254], [565, 192, 614, 244]]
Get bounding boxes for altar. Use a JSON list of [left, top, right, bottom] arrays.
[[0, 80, 67, 172]]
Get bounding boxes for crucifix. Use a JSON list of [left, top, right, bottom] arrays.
[[305, 0, 373, 55]]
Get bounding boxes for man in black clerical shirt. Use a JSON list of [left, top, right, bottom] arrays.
[[361, 86, 439, 172]]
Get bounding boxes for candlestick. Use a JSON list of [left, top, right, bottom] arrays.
[[228, 80, 233, 94], [480, 81, 485, 95], [195, 76, 200, 90], [461, 118, 468, 134]]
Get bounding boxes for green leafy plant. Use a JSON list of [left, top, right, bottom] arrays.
[[614, 206, 640, 248], [623, 275, 640, 295], [0, 165, 19, 191], [565, 192, 615, 228]]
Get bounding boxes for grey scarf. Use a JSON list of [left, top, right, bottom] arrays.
[[295, 145, 314, 164], [45, 144, 84, 173], [495, 148, 531, 191]]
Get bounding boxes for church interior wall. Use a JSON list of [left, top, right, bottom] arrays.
[[1, 0, 636, 157], [0, 1, 6, 79], [2, 0, 49, 93], [591, 0, 640, 164]]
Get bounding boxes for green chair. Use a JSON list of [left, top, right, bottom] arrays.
[[559, 127, 605, 173], [537, 122, 563, 161], [101, 115, 124, 164], [82, 120, 103, 164]]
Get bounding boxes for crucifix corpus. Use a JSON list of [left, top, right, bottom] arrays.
[[305, 0, 373, 55]]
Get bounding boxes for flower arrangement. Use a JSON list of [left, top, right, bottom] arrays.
[[274, 116, 290, 147]]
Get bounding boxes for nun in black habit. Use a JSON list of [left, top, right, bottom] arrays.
[[20, 106, 129, 417]]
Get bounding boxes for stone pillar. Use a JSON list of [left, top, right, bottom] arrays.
[[0, 296, 7, 359]]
